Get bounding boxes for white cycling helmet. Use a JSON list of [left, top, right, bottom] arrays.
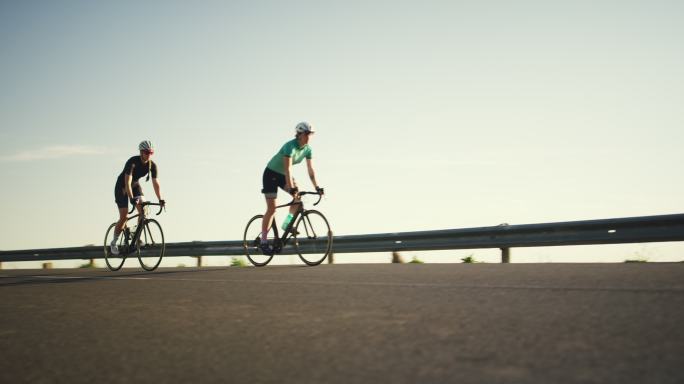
[[295, 122, 315, 134], [138, 140, 154, 152]]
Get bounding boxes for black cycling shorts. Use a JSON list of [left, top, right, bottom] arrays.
[[114, 183, 143, 208], [261, 167, 295, 198]]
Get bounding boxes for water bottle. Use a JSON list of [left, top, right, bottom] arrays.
[[281, 213, 294, 230]]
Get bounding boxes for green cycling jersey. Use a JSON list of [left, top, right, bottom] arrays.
[[266, 139, 312, 175]]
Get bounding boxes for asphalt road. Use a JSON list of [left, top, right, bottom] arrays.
[[1, 263, 683, 384]]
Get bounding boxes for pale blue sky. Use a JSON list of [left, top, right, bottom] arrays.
[[1, 0, 682, 267]]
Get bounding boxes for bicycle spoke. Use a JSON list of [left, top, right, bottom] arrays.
[[138, 219, 164, 271], [294, 210, 332, 266], [243, 215, 276, 266], [104, 223, 127, 271]]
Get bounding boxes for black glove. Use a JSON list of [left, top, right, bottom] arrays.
[[129, 197, 140, 206], [289, 187, 299, 196], [316, 186, 325, 195], [159, 199, 166, 207]]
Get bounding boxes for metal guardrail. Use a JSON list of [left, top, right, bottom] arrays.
[[1, 213, 683, 264]]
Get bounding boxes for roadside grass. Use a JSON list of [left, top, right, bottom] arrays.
[[408, 256, 424, 264], [231, 257, 247, 267], [461, 255, 480, 263]]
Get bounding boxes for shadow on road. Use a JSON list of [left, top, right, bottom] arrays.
[[0, 265, 310, 287]]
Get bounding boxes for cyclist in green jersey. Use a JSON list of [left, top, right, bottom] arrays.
[[260, 122, 324, 254]]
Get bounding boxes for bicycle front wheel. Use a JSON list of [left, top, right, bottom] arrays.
[[137, 219, 165, 271], [243, 214, 275, 266], [104, 222, 127, 271], [294, 210, 332, 266]]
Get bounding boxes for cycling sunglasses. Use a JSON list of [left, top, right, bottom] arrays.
[[142, 150, 154, 155]]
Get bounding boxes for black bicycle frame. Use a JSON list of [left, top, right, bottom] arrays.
[[270, 202, 303, 253], [270, 191, 323, 254], [123, 202, 164, 255]]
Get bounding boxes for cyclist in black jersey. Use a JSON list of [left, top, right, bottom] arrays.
[[109, 140, 165, 255]]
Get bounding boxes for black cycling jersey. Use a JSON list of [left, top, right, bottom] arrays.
[[115, 156, 158, 189]]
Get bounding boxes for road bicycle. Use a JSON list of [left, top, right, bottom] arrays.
[[243, 191, 332, 267], [103, 201, 166, 271]]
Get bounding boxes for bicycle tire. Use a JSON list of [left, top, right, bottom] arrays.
[[104, 222, 127, 271], [294, 210, 332, 266], [243, 214, 275, 267], [137, 219, 165, 271]]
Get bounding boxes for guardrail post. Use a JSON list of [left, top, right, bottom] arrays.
[[328, 252, 334, 264], [197, 256, 202, 267], [391, 251, 404, 263], [501, 248, 510, 263], [42, 262, 53, 269]]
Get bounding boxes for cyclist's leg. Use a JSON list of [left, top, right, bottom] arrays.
[[262, 197, 276, 237], [115, 208, 127, 231], [130, 185, 145, 250], [288, 178, 300, 216], [261, 168, 284, 238], [113, 186, 128, 230], [134, 195, 146, 221], [260, 168, 285, 254], [130, 183, 145, 224], [112, 186, 129, 254], [110, 207, 128, 255]]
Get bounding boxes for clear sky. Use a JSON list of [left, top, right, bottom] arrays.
[[1, 0, 682, 267]]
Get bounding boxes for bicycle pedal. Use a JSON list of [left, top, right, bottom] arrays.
[[259, 243, 274, 256]]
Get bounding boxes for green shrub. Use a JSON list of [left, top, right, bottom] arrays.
[[461, 255, 477, 263], [231, 257, 247, 267], [408, 256, 424, 264]]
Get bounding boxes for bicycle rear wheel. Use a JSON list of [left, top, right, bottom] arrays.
[[137, 219, 165, 271], [104, 222, 127, 271], [243, 214, 276, 266], [294, 210, 332, 266]]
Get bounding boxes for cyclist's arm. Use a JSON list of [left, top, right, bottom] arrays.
[[306, 158, 319, 189], [152, 178, 162, 201], [282, 156, 294, 190], [124, 173, 134, 199]]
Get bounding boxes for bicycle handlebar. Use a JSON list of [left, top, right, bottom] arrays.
[[128, 201, 166, 215], [299, 191, 324, 206], [278, 191, 324, 209]]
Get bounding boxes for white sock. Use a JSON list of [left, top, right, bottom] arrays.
[[111, 232, 120, 246]]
